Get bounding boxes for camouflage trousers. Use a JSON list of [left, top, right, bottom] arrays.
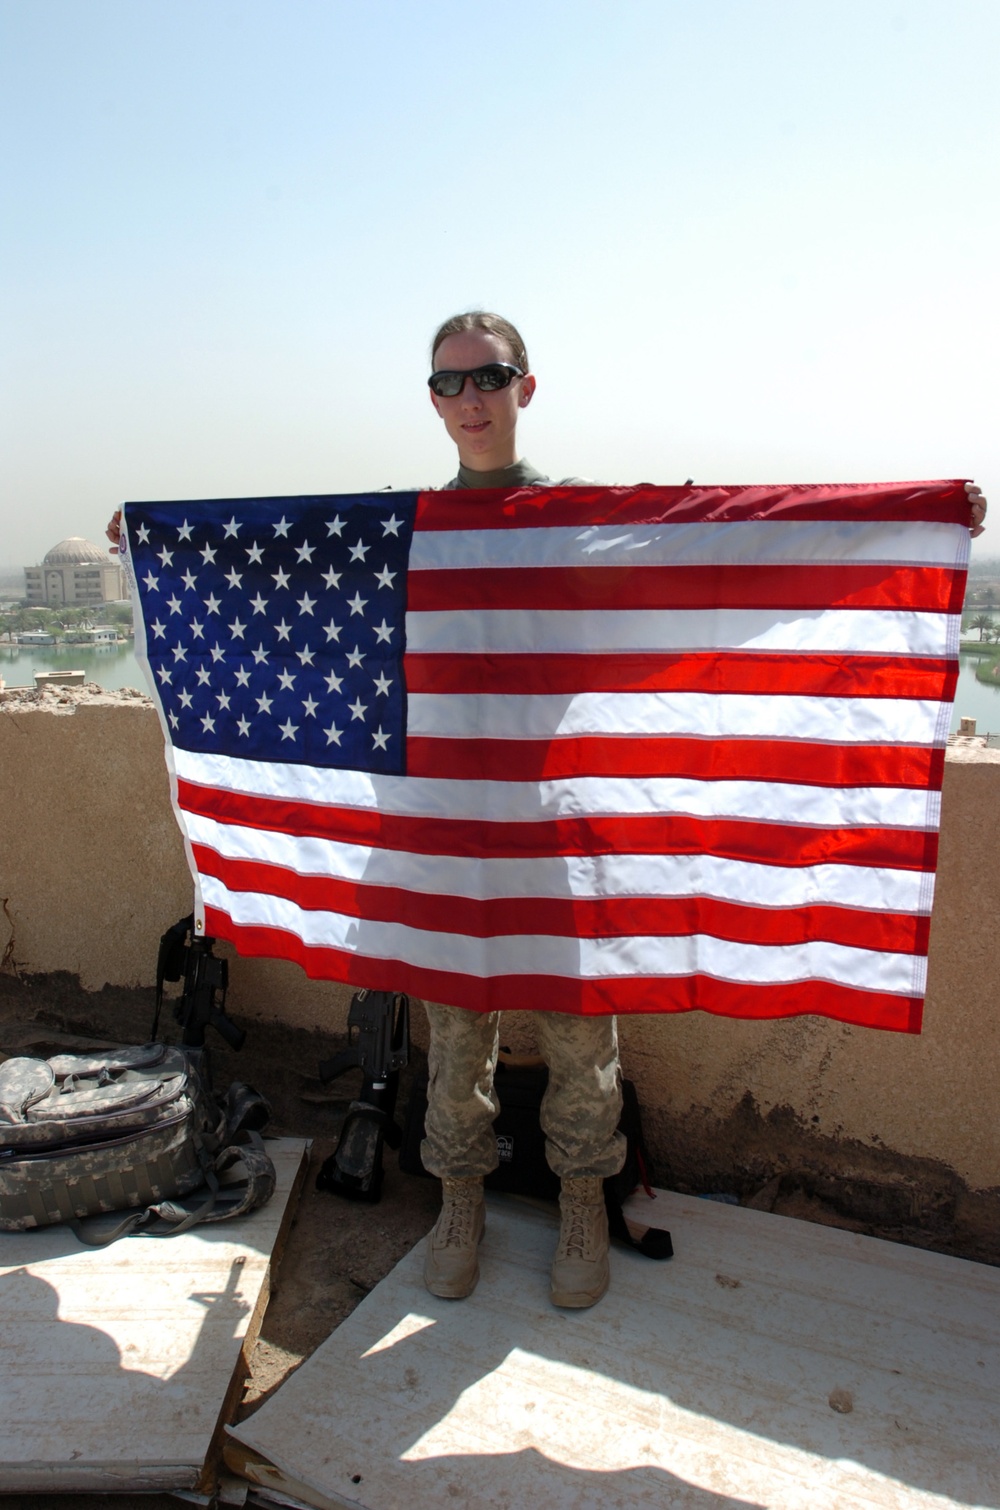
[[420, 1002, 626, 1181]]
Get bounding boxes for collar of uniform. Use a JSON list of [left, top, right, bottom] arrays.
[[453, 459, 548, 490]]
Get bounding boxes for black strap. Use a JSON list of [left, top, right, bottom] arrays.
[[605, 1188, 673, 1260]]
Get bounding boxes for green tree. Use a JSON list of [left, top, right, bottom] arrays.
[[970, 613, 994, 641]]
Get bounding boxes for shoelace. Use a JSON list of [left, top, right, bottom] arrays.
[[559, 1198, 599, 1259], [439, 1190, 480, 1248]]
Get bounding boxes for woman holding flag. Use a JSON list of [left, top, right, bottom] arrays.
[[106, 313, 987, 1313]]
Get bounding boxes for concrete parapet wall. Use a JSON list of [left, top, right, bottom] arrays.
[[2, 692, 997, 1192]]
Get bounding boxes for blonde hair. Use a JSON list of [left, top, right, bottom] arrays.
[[430, 311, 529, 373]]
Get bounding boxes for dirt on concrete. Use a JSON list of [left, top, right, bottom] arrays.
[[643, 1091, 1000, 1267], [0, 682, 152, 712]]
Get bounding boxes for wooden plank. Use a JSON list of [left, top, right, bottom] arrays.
[[0, 1137, 309, 1494], [230, 1188, 1000, 1510], [197, 1138, 312, 1495], [225, 1441, 360, 1510]]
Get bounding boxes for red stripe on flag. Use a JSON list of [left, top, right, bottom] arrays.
[[178, 778, 938, 870], [193, 844, 931, 954], [408, 563, 964, 615], [203, 907, 924, 1032], [405, 650, 958, 701], [404, 735, 945, 789], [414, 481, 970, 531]]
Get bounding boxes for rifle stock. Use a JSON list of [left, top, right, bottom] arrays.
[[316, 990, 410, 1204]]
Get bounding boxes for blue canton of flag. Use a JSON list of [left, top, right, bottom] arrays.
[[123, 496, 416, 775]]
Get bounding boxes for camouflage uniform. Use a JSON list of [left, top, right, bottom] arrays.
[[421, 1001, 626, 1181]]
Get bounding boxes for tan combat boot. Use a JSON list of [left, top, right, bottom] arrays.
[[550, 1175, 610, 1308], [424, 1176, 486, 1299]]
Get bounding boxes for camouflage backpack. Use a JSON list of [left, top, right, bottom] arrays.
[[0, 1041, 275, 1244]]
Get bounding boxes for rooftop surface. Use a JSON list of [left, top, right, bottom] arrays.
[[2, 967, 997, 1508]]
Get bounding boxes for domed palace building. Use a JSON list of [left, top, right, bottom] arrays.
[[24, 538, 126, 607]]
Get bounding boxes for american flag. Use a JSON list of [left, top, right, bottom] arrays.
[[123, 481, 969, 1033]]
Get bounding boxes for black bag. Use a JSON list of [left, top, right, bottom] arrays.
[[0, 1041, 275, 1245], [399, 1056, 672, 1259]]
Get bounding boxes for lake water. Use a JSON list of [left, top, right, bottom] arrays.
[[5, 639, 1000, 736], [2, 641, 148, 693]]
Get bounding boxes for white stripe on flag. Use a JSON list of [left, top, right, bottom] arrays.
[[407, 691, 947, 746], [407, 608, 959, 658], [201, 875, 926, 995], [409, 519, 965, 571], [173, 749, 938, 829], [185, 812, 931, 913]]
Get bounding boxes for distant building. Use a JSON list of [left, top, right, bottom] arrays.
[[16, 630, 56, 645], [23, 538, 125, 607]]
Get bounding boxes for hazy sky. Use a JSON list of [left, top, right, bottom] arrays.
[[2, 0, 998, 569]]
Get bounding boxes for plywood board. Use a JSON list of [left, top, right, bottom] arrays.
[[229, 1188, 1000, 1510], [0, 1136, 309, 1495]]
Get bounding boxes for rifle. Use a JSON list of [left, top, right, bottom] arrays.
[[153, 915, 247, 1054], [316, 989, 410, 1203]]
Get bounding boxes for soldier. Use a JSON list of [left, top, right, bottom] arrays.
[[421, 310, 625, 1309], [105, 319, 988, 1312]]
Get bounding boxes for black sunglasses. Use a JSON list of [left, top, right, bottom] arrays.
[[428, 363, 524, 398]]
